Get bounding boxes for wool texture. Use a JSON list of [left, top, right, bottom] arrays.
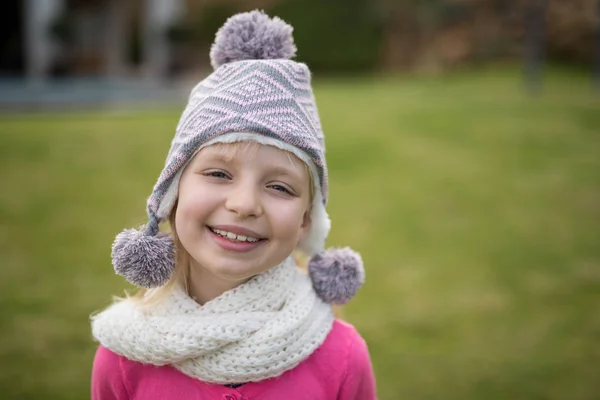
[[210, 11, 297, 69], [308, 247, 365, 304], [112, 228, 175, 288], [92, 257, 335, 384]]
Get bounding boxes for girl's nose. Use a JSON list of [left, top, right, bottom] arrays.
[[225, 183, 263, 218]]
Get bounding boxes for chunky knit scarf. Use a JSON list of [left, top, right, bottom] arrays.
[[91, 257, 335, 384]]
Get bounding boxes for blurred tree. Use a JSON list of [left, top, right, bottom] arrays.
[[596, 0, 600, 91], [546, 0, 597, 63], [167, 2, 239, 45], [160, 0, 600, 74], [377, 0, 597, 72], [268, 0, 384, 73], [377, 0, 473, 71]]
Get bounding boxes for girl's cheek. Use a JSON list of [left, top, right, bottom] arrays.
[[268, 199, 307, 224], [178, 184, 205, 211], [191, 185, 223, 209]]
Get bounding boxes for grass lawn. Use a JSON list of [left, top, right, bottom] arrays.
[[1, 67, 598, 399]]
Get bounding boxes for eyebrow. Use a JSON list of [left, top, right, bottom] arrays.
[[267, 165, 304, 181], [192, 152, 233, 166]]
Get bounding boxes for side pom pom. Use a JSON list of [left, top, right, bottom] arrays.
[[111, 228, 176, 288], [210, 10, 297, 69], [308, 247, 365, 304]]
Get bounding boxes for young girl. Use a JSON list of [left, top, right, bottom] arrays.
[[91, 10, 376, 400]]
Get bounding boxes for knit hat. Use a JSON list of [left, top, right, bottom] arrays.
[[111, 10, 364, 304]]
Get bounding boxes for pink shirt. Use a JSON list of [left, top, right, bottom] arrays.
[[92, 319, 376, 400]]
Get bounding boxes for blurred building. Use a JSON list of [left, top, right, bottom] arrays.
[[0, 0, 280, 108], [1, 0, 188, 82], [3, 0, 597, 81], [0, 0, 596, 108]]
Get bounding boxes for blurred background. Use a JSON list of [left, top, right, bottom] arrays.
[[1, 0, 599, 399]]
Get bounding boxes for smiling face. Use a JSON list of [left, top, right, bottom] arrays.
[[174, 141, 312, 300]]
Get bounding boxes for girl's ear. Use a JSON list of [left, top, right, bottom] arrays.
[[299, 210, 312, 241], [301, 209, 312, 228]]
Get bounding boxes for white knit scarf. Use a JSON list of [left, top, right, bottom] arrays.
[[91, 257, 335, 384]]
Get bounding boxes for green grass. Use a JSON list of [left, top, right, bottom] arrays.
[[1, 67, 599, 399]]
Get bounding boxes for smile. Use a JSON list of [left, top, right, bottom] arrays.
[[207, 226, 266, 253], [209, 227, 260, 242]]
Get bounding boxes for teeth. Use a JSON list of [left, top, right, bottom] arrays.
[[212, 228, 260, 242]]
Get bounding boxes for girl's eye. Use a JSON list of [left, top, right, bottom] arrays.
[[270, 184, 293, 195], [205, 171, 229, 179]]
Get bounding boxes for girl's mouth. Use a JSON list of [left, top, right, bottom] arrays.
[[209, 226, 261, 242], [207, 226, 266, 252]]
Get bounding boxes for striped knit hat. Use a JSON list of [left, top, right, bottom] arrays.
[[111, 10, 364, 304]]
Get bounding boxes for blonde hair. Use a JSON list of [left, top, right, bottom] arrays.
[[129, 141, 314, 306]]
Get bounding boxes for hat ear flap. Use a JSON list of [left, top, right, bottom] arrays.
[[111, 219, 176, 288], [308, 247, 365, 304]]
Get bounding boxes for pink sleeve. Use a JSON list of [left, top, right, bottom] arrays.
[[91, 346, 130, 400], [338, 332, 377, 400]]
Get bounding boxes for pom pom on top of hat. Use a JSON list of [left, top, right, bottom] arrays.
[[210, 10, 297, 69]]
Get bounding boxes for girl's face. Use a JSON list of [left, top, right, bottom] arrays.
[[175, 142, 312, 289]]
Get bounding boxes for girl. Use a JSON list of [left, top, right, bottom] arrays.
[[91, 10, 376, 400]]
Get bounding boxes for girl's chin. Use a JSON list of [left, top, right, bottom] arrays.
[[215, 265, 268, 280], [218, 272, 259, 283], [191, 259, 266, 280], [189, 250, 290, 280]]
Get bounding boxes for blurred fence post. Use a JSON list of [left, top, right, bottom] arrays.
[[524, 0, 547, 95], [142, 0, 184, 82], [105, 0, 127, 80], [595, 0, 600, 93], [24, 0, 64, 86]]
